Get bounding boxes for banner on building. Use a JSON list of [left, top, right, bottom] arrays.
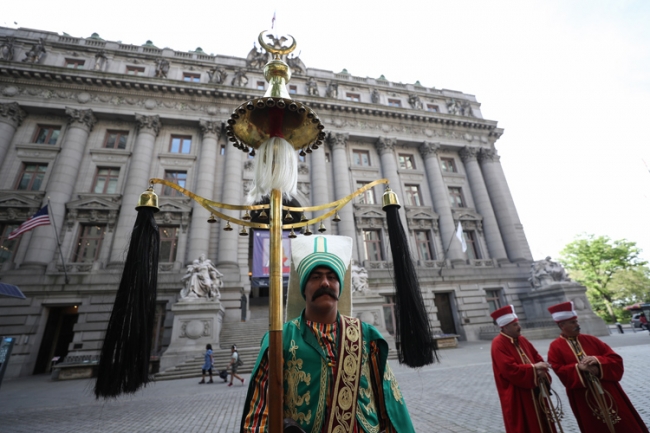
[[252, 230, 292, 278]]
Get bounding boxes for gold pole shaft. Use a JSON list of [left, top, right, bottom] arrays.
[[268, 188, 283, 433]]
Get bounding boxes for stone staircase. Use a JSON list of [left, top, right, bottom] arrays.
[[154, 305, 269, 381]]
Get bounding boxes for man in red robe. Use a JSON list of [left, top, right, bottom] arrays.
[[547, 301, 648, 433], [491, 305, 559, 433]]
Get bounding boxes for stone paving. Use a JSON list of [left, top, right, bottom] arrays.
[[1, 332, 648, 432]]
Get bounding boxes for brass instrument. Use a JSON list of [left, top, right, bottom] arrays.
[[537, 375, 565, 433], [515, 341, 565, 433], [568, 338, 620, 433]]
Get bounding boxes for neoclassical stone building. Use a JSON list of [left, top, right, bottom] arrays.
[[0, 26, 540, 378]]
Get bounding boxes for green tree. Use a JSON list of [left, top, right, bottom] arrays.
[[558, 234, 647, 323]]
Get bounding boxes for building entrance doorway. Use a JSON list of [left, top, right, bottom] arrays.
[[434, 293, 457, 335], [33, 306, 78, 374]]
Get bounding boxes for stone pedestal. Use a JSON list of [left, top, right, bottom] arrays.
[[352, 292, 396, 350], [519, 282, 609, 337], [159, 299, 225, 372]]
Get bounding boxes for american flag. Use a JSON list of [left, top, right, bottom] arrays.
[[8, 205, 51, 240]]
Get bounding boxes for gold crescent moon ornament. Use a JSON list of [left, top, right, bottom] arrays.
[[227, 30, 324, 154], [258, 30, 297, 59]]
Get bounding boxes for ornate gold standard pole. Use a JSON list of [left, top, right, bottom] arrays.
[[268, 188, 283, 433]]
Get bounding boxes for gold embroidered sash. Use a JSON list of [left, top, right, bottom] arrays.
[[325, 315, 363, 433]]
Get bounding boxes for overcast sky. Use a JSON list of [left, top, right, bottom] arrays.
[[4, 0, 650, 261]]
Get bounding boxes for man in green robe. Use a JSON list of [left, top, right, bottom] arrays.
[[241, 235, 415, 433]]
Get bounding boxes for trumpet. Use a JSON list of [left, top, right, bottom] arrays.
[[569, 340, 620, 433], [537, 374, 565, 433]]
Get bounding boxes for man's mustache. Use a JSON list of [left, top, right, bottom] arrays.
[[312, 286, 338, 301]]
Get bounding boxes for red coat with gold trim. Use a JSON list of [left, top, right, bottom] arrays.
[[491, 333, 557, 433], [548, 334, 648, 433]]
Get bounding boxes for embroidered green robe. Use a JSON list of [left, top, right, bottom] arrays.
[[241, 312, 415, 433]]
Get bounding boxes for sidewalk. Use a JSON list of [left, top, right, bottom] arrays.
[[1, 332, 648, 432]]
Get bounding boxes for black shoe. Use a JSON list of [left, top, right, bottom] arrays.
[[199, 380, 205, 384]]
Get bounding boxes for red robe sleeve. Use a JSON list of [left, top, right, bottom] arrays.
[[492, 334, 539, 389], [580, 334, 624, 382]]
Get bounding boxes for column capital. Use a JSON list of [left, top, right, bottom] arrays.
[[135, 113, 161, 136], [0, 102, 27, 127], [375, 136, 396, 155], [65, 107, 96, 131], [418, 141, 440, 159], [327, 132, 349, 150], [478, 147, 500, 162], [459, 146, 479, 162], [199, 119, 222, 138]]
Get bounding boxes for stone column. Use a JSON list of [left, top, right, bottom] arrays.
[[109, 114, 161, 264], [328, 133, 355, 240], [23, 108, 97, 269], [310, 140, 330, 232], [216, 141, 243, 281], [209, 139, 226, 261], [419, 142, 465, 264], [478, 148, 527, 262], [0, 102, 26, 167], [375, 136, 408, 227], [186, 120, 220, 263], [459, 146, 508, 263]]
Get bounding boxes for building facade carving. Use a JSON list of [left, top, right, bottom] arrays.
[[0, 27, 542, 379]]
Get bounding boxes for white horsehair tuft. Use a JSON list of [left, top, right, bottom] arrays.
[[246, 137, 298, 203]]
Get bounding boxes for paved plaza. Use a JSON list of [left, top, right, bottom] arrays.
[[1, 331, 648, 432]]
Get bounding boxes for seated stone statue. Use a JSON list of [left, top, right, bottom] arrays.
[[180, 254, 223, 300], [351, 263, 369, 295]]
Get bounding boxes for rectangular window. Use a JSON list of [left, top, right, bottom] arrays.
[[346, 93, 361, 102], [441, 157, 457, 173], [0, 223, 20, 264], [103, 130, 129, 149], [289, 85, 297, 94], [387, 99, 401, 107], [463, 230, 481, 259], [325, 152, 331, 163], [298, 153, 306, 163], [257, 81, 265, 90], [183, 73, 200, 82], [398, 154, 415, 170], [163, 170, 187, 196], [64, 58, 85, 69], [448, 187, 465, 208], [126, 66, 146, 76], [170, 135, 192, 154], [220, 145, 226, 155], [72, 225, 106, 263], [485, 289, 502, 313], [159, 226, 178, 262], [93, 167, 120, 194], [363, 230, 384, 261], [415, 230, 434, 261], [33, 125, 61, 145], [427, 104, 439, 112], [404, 184, 422, 206], [352, 150, 370, 167], [16, 163, 47, 191], [356, 181, 376, 205]]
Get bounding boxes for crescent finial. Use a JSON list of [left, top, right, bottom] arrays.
[[258, 30, 297, 59]]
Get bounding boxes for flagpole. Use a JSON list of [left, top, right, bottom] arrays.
[[47, 197, 69, 284]]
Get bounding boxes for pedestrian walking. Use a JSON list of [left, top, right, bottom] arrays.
[[199, 343, 214, 384], [228, 345, 244, 387]]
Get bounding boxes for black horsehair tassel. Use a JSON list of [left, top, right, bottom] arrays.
[[383, 200, 438, 367], [94, 208, 159, 398]]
